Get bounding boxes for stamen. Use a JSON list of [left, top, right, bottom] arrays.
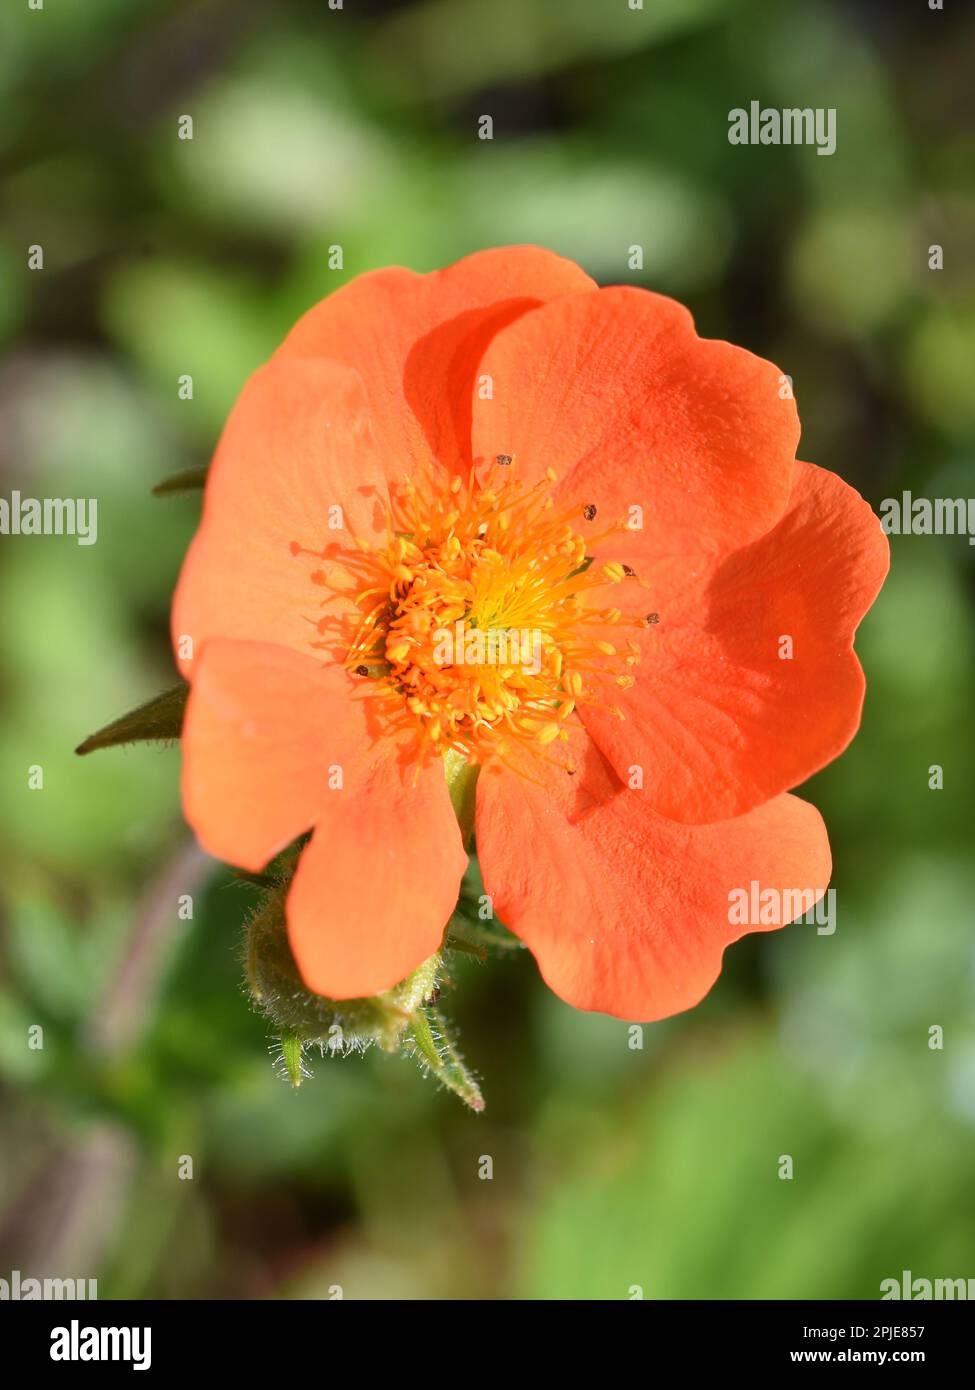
[[304, 462, 644, 766]]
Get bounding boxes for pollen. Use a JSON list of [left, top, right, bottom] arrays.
[[308, 459, 647, 768]]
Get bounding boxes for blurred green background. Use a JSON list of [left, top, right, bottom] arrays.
[[1, 0, 974, 1300]]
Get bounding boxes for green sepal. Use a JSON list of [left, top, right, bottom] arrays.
[[443, 747, 480, 847], [279, 1032, 306, 1089], [407, 1004, 484, 1113], [75, 681, 188, 755], [245, 870, 485, 1109], [245, 877, 441, 1055], [446, 852, 522, 953], [151, 466, 209, 496], [446, 912, 522, 955]]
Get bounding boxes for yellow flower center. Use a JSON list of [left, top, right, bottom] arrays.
[[314, 459, 646, 769]]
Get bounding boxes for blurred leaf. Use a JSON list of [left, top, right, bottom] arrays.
[[101, 261, 274, 438], [522, 1034, 975, 1299], [373, 0, 723, 101]]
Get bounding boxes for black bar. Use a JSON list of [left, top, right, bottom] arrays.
[[1, 1298, 969, 1372]]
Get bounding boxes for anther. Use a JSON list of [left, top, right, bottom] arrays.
[[583, 504, 597, 521]]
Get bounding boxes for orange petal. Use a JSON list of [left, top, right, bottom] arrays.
[[581, 460, 890, 823], [286, 751, 468, 999], [182, 639, 467, 998], [476, 737, 831, 1020], [278, 245, 595, 477], [471, 285, 798, 556], [172, 359, 389, 676], [181, 638, 376, 871]]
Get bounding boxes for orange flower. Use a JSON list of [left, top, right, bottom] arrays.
[[173, 246, 888, 1020]]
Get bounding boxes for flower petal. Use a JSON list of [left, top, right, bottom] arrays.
[[181, 638, 373, 872], [580, 460, 890, 823], [182, 638, 467, 999], [476, 737, 831, 1020], [279, 245, 596, 477], [286, 751, 468, 999], [172, 358, 389, 674], [471, 285, 798, 557]]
